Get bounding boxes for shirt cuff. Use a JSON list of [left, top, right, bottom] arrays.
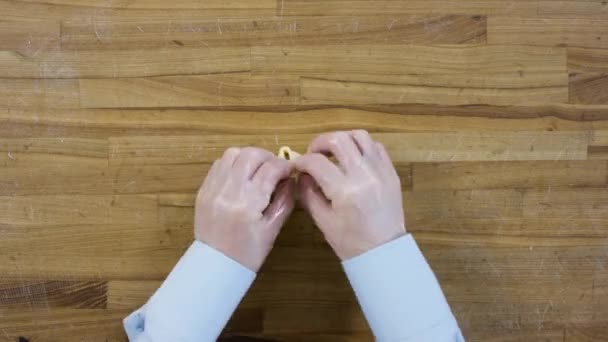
[[342, 234, 460, 342], [124, 241, 256, 342]]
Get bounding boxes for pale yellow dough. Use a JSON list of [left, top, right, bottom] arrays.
[[277, 146, 301, 161]]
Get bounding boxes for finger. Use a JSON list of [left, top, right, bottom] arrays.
[[217, 147, 241, 172], [308, 131, 362, 171], [253, 158, 294, 197], [293, 153, 342, 199], [352, 130, 376, 157], [232, 147, 275, 180], [298, 174, 332, 228], [199, 160, 219, 193], [376, 142, 392, 163], [376, 142, 400, 179], [264, 178, 296, 232]]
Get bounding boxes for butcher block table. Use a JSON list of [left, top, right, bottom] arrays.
[[1, 0, 607, 341]]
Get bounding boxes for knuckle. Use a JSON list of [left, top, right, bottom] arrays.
[[223, 147, 240, 157]]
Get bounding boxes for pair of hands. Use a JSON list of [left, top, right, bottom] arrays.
[[194, 130, 406, 271]]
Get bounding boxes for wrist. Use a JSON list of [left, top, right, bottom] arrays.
[[194, 236, 265, 272], [337, 227, 407, 261]]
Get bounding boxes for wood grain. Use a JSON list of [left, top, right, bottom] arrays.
[[79, 73, 299, 108], [570, 73, 608, 104], [2, 107, 606, 139], [0, 78, 79, 108], [539, 0, 608, 18], [279, 0, 538, 16], [108, 132, 589, 165], [568, 48, 608, 73], [0, 47, 250, 78], [252, 45, 567, 76], [61, 15, 486, 50], [412, 160, 608, 190], [488, 17, 608, 48], [0, 195, 157, 225], [300, 77, 568, 105], [0, 0, 275, 22], [0, 20, 60, 56]]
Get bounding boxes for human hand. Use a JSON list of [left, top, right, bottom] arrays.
[[194, 147, 295, 271], [295, 130, 406, 260]]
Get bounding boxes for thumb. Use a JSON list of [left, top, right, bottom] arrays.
[[299, 174, 332, 230], [264, 178, 296, 232]]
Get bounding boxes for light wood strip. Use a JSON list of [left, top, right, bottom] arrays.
[[61, 15, 486, 51], [0, 0, 275, 22], [539, 0, 608, 18], [0, 138, 107, 159], [252, 45, 567, 75], [523, 188, 608, 219], [108, 132, 589, 165], [0, 165, 112, 195], [0, 47, 250, 78], [0, 195, 157, 225], [412, 161, 607, 190], [278, 0, 538, 16], [0, 223, 189, 278], [299, 77, 568, 106], [112, 163, 410, 194], [0, 20, 59, 56], [570, 73, 608, 104], [17, 0, 276, 9], [0, 78, 80, 108], [488, 17, 608, 48], [1, 107, 606, 139], [79, 73, 299, 108]]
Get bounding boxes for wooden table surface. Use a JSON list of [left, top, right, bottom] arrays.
[[1, 0, 607, 341]]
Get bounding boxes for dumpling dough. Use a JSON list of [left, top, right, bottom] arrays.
[[277, 146, 301, 161]]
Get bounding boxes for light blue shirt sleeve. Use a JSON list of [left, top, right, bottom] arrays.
[[123, 240, 256, 342], [342, 234, 464, 342]]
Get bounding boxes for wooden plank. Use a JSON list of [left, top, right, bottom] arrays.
[[1, 107, 604, 140], [0, 309, 129, 342], [0, 47, 250, 78], [16, 0, 275, 9], [0, 138, 107, 159], [539, 0, 608, 18], [299, 77, 568, 106], [107, 280, 159, 309], [0, 281, 107, 309], [0, 20, 59, 56], [252, 45, 567, 76], [111, 164, 208, 194], [61, 15, 486, 51], [128, 162, 409, 196], [79, 73, 299, 108], [568, 48, 608, 73], [0, 0, 275, 22], [0, 78, 80, 108], [570, 73, 608, 104], [404, 190, 524, 221], [297, 72, 568, 89], [278, 0, 538, 16], [488, 17, 608, 48], [412, 160, 607, 190], [0, 165, 112, 195], [523, 188, 608, 219], [109, 132, 589, 165], [0, 195, 157, 225], [0, 223, 190, 279]]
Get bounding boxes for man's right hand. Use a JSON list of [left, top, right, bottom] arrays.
[[294, 130, 406, 260]]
